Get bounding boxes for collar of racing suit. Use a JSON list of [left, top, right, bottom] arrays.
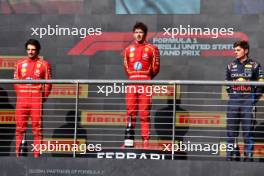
[[235, 57, 250, 65], [134, 40, 147, 46], [27, 57, 40, 62]]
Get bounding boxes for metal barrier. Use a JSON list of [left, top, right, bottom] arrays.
[[0, 79, 263, 161]]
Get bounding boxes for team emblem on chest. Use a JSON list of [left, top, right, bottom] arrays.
[[34, 62, 42, 77], [134, 61, 142, 71], [142, 47, 150, 61]]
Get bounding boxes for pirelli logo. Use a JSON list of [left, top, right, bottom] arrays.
[[49, 84, 88, 98], [253, 143, 264, 157], [176, 112, 226, 127], [0, 110, 16, 124], [0, 56, 21, 69], [152, 85, 181, 100], [0, 56, 43, 70], [81, 111, 126, 126], [219, 142, 264, 157]]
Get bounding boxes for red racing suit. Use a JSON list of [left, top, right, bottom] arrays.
[[14, 57, 52, 157], [124, 41, 160, 140]]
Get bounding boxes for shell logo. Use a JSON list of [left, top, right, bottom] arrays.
[[237, 77, 245, 82], [21, 68, 27, 73], [129, 53, 134, 58]]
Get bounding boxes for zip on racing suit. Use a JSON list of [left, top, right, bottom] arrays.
[[14, 57, 52, 157], [124, 41, 160, 142], [226, 58, 263, 159]]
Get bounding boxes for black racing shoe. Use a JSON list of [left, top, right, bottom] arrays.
[[233, 149, 241, 161]]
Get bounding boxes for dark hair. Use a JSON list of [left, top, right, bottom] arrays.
[[25, 39, 41, 52], [133, 22, 148, 35], [233, 40, 249, 56]]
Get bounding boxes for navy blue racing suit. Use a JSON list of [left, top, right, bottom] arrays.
[[226, 58, 263, 158]]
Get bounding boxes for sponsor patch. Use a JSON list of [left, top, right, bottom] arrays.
[[22, 63, 28, 68], [232, 64, 237, 68], [129, 53, 134, 58], [130, 47, 135, 52], [237, 77, 245, 81], [21, 68, 27, 73], [245, 64, 252, 68], [134, 61, 142, 71]]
